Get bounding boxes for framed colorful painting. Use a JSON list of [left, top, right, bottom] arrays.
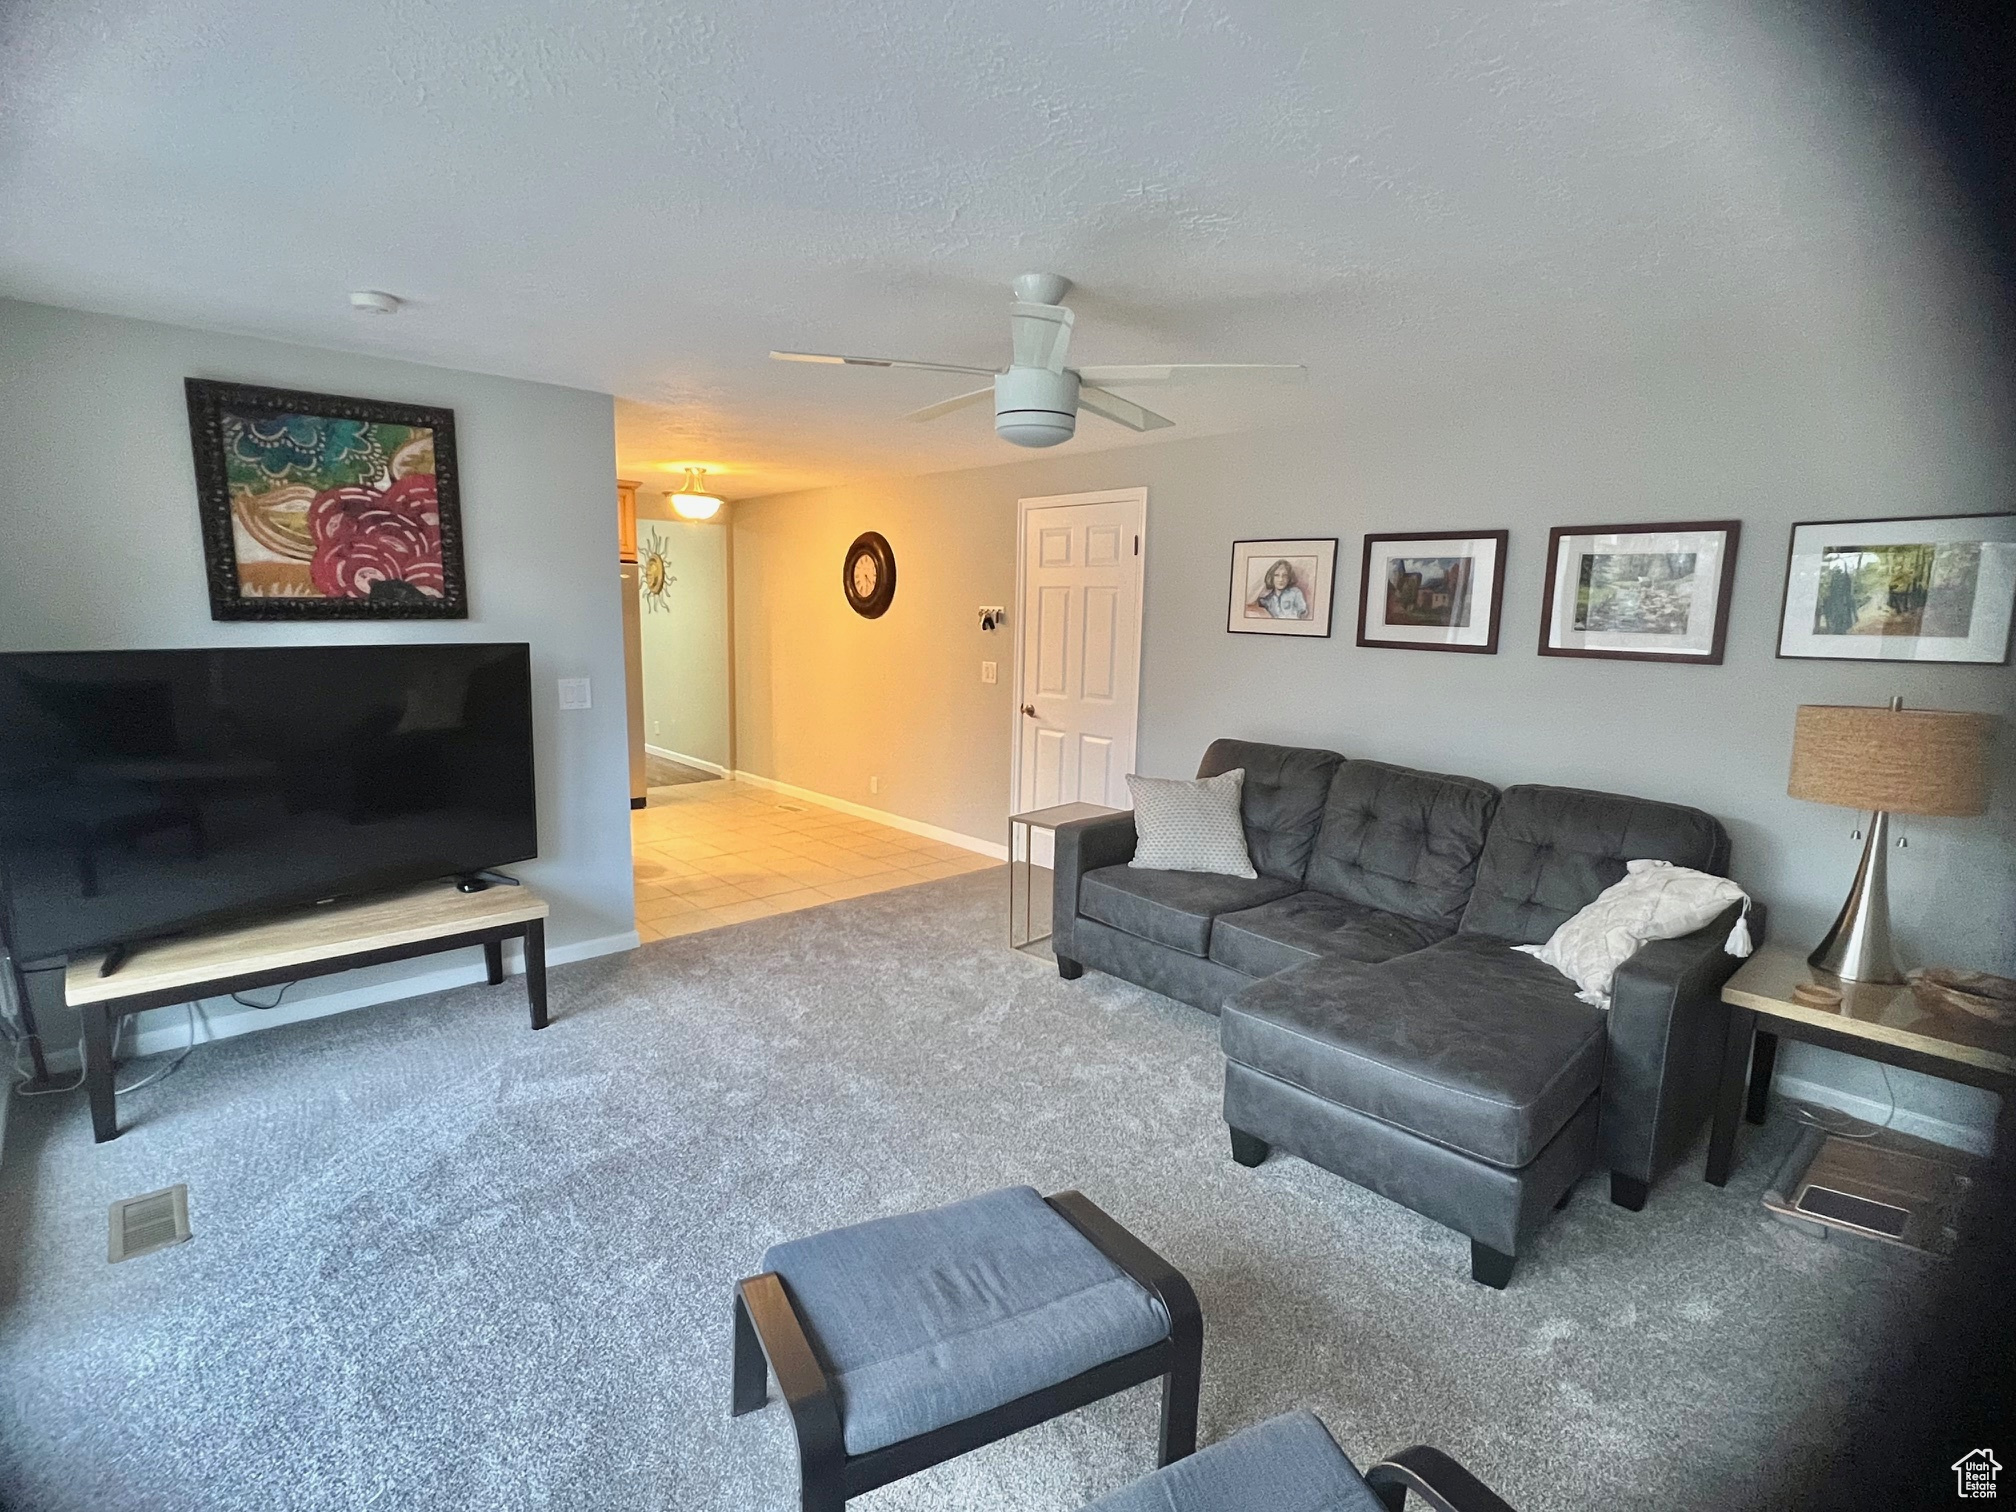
[[1357, 530, 1507, 653], [185, 379, 467, 620], [1226, 538, 1339, 637], [1539, 520, 1740, 663], [1778, 512, 2016, 663]]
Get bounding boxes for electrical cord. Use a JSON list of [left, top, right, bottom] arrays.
[[1788, 1062, 1897, 1140], [111, 1002, 199, 1095], [231, 981, 295, 1010]]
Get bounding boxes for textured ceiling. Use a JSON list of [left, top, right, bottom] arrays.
[[0, 0, 1971, 497]]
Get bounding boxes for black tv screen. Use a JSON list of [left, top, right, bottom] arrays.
[[0, 643, 537, 964]]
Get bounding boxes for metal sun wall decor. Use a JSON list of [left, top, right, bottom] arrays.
[[639, 527, 676, 612]]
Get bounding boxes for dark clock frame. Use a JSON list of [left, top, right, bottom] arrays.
[[843, 531, 897, 619]]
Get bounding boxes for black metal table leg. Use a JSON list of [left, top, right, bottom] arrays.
[[83, 1002, 119, 1143], [1705, 1004, 1755, 1186], [523, 920, 548, 1029], [483, 938, 505, 986], [1745, 1030, 1779, 1125]]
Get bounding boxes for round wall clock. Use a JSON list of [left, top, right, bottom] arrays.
[[842, 531, 897, 619]]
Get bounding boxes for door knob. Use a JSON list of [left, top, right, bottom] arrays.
[[1021, 704, 1037, 718]]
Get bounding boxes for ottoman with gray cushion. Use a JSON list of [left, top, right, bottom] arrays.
[[733, 1186, 1202, 1510], [1052, 739, 1762, 1287], [1077, 1410, 1517, 1512]]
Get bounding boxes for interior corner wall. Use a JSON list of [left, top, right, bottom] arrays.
[[733, 314, 2014, 1146], [0, 298, 635, 1056], [634, 493, 732, 772]]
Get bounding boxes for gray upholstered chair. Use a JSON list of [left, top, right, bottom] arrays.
[[732, 1186, 1202, 1511], [1077, 1410, 1517, 1512]]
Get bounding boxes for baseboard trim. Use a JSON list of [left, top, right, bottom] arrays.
[[1773, 1073, 1992, 1155], [646, 745, 729, 778], [730, 771, 1009, 860], [37, 929, 643, 1069]]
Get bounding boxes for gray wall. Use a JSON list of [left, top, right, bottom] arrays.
[[0, 299, 636, 1053], [635, 493, 733, 772], [736, 324, 2015, 1145]]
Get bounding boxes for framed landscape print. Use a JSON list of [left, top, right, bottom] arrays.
[[1539, 520, 1740, 663], [1357, 530, 1507, 653], [1779, 512, 2016, 664], [1227, 538, 1338, 637], [185, 379, 467, 620]]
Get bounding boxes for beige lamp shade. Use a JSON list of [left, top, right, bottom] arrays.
[[1788, 704, 1994, 816]]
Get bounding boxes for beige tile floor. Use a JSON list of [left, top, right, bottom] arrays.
[[630, 779, 997, 942]]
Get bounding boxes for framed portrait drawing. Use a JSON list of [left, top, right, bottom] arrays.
[[1539, 520, 1740, 663], [1227, 538, 1338, 637], [1357, 530, 1507, 653], [185, 378, 467, 621], [1778, 512, 2016, 664]]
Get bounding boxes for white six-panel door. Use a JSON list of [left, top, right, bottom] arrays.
[[1014, 489, 1146, 865]]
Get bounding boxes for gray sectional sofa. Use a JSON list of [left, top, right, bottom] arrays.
[[1050, 739, 1761, 1287]]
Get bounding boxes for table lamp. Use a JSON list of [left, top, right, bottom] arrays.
[[1788, 697, 1994, 984]]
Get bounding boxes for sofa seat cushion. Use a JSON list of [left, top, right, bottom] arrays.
[[1220, 935, 1606, 1168], [761, 1186, 1171, 1456], [1209, 891, 1449, 978], [1082, 865, 1298, 957]]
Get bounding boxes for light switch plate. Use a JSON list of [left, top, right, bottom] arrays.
[[558, 677, 592, 710], [980, 661, 997, 684]]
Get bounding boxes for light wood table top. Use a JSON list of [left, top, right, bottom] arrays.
[[1721, 945, 2016, 1079], [67, 880, 548, 1007]]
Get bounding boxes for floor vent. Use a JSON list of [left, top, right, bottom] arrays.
[[776, 802, 807, 812], [108, 1184, 191, 1263]]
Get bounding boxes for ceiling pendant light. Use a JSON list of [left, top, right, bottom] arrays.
[[671, 467, 723, 521]]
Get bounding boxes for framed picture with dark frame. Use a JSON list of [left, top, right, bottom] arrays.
[[1226, 538, 1338, 637], [1538, 520, 1740, 664], [185, 378, 467, 621], [1777, 511, 2016, 664], [1357, 530, 1507, 653]]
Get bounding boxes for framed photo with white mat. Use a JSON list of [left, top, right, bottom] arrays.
[[1356, 530, 1507, 653], [1539, 520, 1740, 664], [1778, 512, 2016, 664], [1226, 538, 1338, 637]]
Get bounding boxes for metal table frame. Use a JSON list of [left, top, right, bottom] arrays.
[[1008, 802, 1122, 950]]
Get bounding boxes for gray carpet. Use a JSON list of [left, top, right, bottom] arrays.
[[645, 753, 718, 788], [0, 870, 1926, 1512]]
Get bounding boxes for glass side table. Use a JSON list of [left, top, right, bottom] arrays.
[[1008, 802, 1123, 951]]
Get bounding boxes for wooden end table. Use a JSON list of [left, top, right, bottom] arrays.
[[65, 879, 550, 1144], [1706, 945, 2016, 1185]]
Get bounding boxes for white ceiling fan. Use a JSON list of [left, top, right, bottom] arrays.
[[771, 273, 1306, 448]]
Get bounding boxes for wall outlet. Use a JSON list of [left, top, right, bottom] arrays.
[[980, 661, 997, 684], [653, 719, 661, 735], [558, 677, 592, 710], [870, 776, 881, 795]]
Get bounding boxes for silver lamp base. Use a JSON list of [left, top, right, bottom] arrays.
[[1809, 810, 1906, 985]]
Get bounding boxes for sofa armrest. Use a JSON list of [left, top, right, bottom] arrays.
[[1603, 898, 1768, 1182], [1050, 812, 1137, 958]]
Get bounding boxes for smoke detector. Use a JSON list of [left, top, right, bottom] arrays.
[[350, 290, 402, 315]]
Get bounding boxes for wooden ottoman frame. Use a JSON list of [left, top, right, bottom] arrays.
[[731, 1189, 1203, 1512]]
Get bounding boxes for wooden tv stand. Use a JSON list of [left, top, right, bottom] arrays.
[[65, 879, 550, 1144]]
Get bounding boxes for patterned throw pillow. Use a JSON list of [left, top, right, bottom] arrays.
[[1127, 769, 1257, 879], [1516, 859, 1752, 1006]]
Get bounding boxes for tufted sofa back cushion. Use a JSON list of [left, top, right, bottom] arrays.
[[1303, 761, 1500, 928], [1194, 739, 1344, 884], [1459, 784, 1730, 945]]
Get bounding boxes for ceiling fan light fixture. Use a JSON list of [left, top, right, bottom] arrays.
[[671, 467, 723, 521]]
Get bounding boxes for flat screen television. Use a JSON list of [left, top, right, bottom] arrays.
[[0, 643, 537, 964]]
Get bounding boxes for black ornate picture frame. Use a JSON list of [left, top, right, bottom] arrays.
[[185, 378, 467, 621]]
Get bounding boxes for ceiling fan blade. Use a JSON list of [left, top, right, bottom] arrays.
[[770, 350, 1000, 377], [1073, 363, 1307, 387], [1079, 386, 1175, 433], [1009, 303, 1074, 373], [903, 387, 995, 423]]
